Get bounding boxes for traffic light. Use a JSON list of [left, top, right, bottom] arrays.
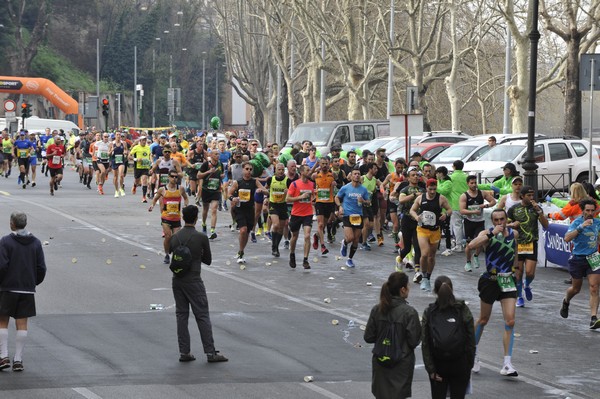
[[21, 103, 32, 119], [102, 98, 110, 116]]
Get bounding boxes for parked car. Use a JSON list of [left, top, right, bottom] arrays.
[[381, 132, 470, 161], [388, 142, 454, 162], [284, 120, 390, 155], [429, 133, 547, 170], [463, 138, 600, 194]]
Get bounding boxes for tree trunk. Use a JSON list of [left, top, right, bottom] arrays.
[[445, 1, 460, 133], [564, 35, 582, 138], [509, 34, 529, 134]]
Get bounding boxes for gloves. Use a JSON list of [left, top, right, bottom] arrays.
[[545, 195, 552, 203], [491, 186, 500, 194]]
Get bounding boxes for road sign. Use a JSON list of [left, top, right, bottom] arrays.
[[579, 54, 600, 91], [3, 100, 16, 112], [5, 111, 15, 118]]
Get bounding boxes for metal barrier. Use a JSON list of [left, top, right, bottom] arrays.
[[477, 169, 575, 199]]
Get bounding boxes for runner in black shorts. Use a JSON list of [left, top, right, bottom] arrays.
[[467, 209, 519, 377]]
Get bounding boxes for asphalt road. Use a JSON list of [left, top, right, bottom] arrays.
[[0, 169, 597, 399]]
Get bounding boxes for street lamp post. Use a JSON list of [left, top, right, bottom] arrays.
[[202, 52, 206, 130], [386, 0, 394, 120], [523, 0, 541, 196]]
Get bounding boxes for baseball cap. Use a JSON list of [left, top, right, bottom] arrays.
[[54, 135, 63, 141], [159, 134, 167, 139], [19, 131, 25, 135], [520, 185, 534, 195], [330, 144, 342, 151], [197, 132, 204, 137], [139, 135, 148, 140], [512, 176, 523, 183], [406, 166, 419, 174]]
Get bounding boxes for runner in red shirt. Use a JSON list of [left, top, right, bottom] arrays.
[[46, 136, 65, 196], [285, 164, 316, 269]]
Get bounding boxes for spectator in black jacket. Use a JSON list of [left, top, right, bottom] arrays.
[[0, 211, 47, 372]]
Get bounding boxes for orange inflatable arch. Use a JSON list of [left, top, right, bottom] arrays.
[[0, 76, 83, 128]]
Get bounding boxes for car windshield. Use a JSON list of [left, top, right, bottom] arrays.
[[477, 144, 525, 162], [359, 137, 394, 153], [431, 144, 479, 163], [287, 124, 336, 146]]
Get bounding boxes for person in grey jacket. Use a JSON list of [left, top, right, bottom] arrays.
[[364, 272, 421, 399], [0, 211, 47, 372], [169, 205, 228, 363]]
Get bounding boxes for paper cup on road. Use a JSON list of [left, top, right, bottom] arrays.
[[360, 325, 366, 331], [71, 258, 77, 263], [139, 265, 146, 269], [304, 376, 314, 383], [340, 266, 347, 271], [106, 259, 112, 265], [366, 282, 372, 286], [240, 264, 246, 270], [226, 261, 231, 266], [101, 238, 106, 243], [331, 319, 339, 325], [328, 277, 335, 280], [323, 298, 331, 304]]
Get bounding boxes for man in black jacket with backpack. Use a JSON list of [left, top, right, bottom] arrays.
[[169, 205, 228, 363]]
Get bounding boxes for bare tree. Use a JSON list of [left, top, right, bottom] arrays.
[[540, 0, 600, 137], [6, 0, 50, 75]]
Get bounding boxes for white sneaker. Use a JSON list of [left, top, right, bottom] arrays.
[[114, 192, 119, 198], [473, 255, 480, 269], [500, 363, 518, 377], [441, 249, 452, 256], [464, 262, 472, 272], [413, 271, 423, 284], [236, 255, 246, 264], [472, 356, 481, 373], [230, 223, 236, 232], [395, 256, 405, 272], [452, 245, 464, 253]]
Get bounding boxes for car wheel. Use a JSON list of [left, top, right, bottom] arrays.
[[576, 172, 589, 184]]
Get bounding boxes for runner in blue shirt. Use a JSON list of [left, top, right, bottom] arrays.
[[561, 198, 600, 329], [13, 131, 34, 189], [335, 168, 369, 268]]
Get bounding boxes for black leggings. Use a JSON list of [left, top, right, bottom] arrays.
[[399, 216, 421, 264], [429, 357, 471, 399]]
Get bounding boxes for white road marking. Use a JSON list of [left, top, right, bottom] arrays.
[[72, 387, 103, 399], [299, 382, 346, 399]]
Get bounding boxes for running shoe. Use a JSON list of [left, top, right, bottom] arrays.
[[367, 234, 376, 243], [473, 255, 480, 269], [12, 360, 23, 372], [441, 249, 453, 256], [340, 240, 347, 257], [209, 232, 217, 240], [163, 254, 170, 264], [142, 196, 147, 203], [289, 253, 296, 269], [361, 242, 371, 251], [464, 262, 472, 272], [413, 271, 423, 284], [420, 278, 431, 291], [377, 234, 384, 247], [251, 231, 257, 243], [302, 259, 311, 269], [524, 285, 533, 301], [560, 298, 569, 319], [119, 188, 126, 197], [265, 231, 272, 240], [0, 357, 9, 370], [132, 185, 137, 195], [223, 201, 228, 211], [345, 258, 355, 268], [516, 297, 525, 307], [590, 317, 600, 330], [202, 225, 208, 234], [283, 240, 290, 250], [271, 249, 280, 257], [230, 223, 237, 232], [206, 351, 228, 363], [472, 356, 481, 373], [500, 363, 518, 377], [22, 183, 26, 189], [395, 258, 405, 273], [114, 192, 119, 198], [321, 245, 329, 255], [312, 233, 319, 250], [256, 227, 263, 236], [236, 252, 246, 264]]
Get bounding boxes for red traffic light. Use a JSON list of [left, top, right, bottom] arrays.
[[21, 103, 27, 109], [102, 99, 109, 105]]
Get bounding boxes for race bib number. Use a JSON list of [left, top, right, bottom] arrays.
[[159, 175, 169, 186], [300, 189, 312, 203], [18, 149, 28, 158], [497, 272, 516, 292], [587, 252, 600, 272], [317, 188, 330, 201], [165, 202, 179, 215], [421, 210, 436, 227], [99, 151, 109, 159], [349, 214, 362, 226], [114, 154, 123, 164], [140, 158, 151, 168], [195, 163, 202, 170], [272, 191, 285, 203], [518, 242, 534, 255], [41, 150, 47, 157], [239, 189, 251, 202], [467, 205, 482, 221], [2, 147, 10, 153], [207, 178, 220, 190], [52, 156, 61, 165]]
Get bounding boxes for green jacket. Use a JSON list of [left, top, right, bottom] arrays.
[[437, 177, 452, 197], [449, 170, 468, 211], [479, 175, 515, 195]]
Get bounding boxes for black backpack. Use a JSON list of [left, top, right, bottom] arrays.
[[372, 316, 403, 368], [170, 235, 193, 277], [428, 304, 466, 361]]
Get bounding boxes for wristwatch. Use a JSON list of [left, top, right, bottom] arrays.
[[486, 232, 494, 240]]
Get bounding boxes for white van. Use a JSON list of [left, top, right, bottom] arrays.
[[0, 117, 80, 137], [284, 120, 390, 154]]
